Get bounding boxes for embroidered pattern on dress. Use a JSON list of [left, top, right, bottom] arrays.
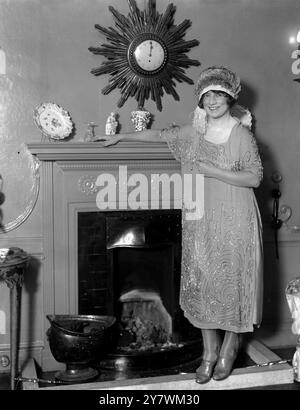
[[160, 123, 263, 332], [160, 125, 193, 164], [241, 133, 263, 182], [180, 205, 257, 331]]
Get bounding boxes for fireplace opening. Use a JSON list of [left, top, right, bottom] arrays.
[[111, 245, 175, 353], [78, 210, 202, 371]]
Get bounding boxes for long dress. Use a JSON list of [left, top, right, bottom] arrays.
[[161, 121, 263, 333]]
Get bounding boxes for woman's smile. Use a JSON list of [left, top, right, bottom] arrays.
[[205, 102, 228, 118], [202, 90, 230, 118], [208, 105, 221, 111]]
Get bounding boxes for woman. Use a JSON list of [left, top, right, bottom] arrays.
[[98, 66, 263, 384]]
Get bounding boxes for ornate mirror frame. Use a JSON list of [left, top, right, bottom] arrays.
[[0, 141, 40, 233], [89, 0, 200, 111]]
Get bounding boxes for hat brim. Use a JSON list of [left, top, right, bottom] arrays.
[[198, 84, 237, 101]]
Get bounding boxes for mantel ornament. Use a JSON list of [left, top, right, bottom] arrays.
[[131, 108, 152, 132], [33, 102, 74, 142], [105, 112, 119, 135], [88, 0, 200, 111]]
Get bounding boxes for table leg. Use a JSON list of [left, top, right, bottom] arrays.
[[10, 283, 21, 390]]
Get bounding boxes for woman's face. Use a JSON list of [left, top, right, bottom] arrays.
[[201, 90, 231, 119]]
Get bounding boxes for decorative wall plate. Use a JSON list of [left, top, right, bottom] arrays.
[[33, 102, 73, 140], [89, 0, 200, 111]]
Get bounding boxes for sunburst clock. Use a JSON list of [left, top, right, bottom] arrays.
[[88, 0, 200, 111]]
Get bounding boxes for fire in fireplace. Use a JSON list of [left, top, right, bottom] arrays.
[[119, 289, 172, 351], [78, 210, 202, 371]]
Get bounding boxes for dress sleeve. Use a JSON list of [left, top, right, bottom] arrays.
[[239, 128, 263, 183], [160, 124, 191, 163]]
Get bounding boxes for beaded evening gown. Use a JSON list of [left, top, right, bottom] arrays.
[[161, 121, 263, 333]]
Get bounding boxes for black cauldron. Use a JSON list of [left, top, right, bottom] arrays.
[[46, 314, 116, 382]]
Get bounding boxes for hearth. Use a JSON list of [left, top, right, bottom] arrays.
[[78, 209, 202, 371]]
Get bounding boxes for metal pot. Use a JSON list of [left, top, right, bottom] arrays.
[[46, 314, 115, 382]]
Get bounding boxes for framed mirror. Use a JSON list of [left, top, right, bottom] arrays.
[[89, 0, 200, 111], [0, 140, 40, 233]]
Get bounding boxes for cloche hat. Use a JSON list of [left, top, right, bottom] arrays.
[[195, 66, 241, 101]]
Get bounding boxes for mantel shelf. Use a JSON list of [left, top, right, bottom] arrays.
[[26, 142, 174, 161]]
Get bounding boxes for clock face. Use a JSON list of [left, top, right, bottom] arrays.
[[133, 40, 165, 72]]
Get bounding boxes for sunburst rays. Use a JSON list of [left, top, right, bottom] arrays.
[[89, 0, 200, 111]]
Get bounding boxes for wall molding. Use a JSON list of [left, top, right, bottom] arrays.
[[0, 341, 44, 374], [0, 236, 43, 256]]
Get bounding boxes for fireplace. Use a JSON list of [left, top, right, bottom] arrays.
[[78, 210, 202, 370], [27, 141, 202, 371]]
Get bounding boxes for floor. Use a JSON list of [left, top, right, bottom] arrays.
[[0, 347, 299, 390], [244, 347, 299, 390]]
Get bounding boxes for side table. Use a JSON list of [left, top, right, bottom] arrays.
[[0, 247, 29, 390]]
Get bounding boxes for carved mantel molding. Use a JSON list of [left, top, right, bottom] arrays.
[[26, 142, 174, 161]]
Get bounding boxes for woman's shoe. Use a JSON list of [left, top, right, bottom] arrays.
[[213, 334, 240, 381], [212, 355, 237, 381], [195, 359, 217, 384]]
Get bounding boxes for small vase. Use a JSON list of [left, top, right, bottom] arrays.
[[84, 122, 98, 142], [131, 108, 152, 132]]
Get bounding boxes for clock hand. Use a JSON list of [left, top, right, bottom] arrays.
[[149, 42, 153, 57]]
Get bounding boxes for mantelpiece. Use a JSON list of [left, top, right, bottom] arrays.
[[26, 141, 180, 371], [27, 141, 174, 161]]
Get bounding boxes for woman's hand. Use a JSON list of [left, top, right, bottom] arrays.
[[94, 135, 122, 146], [196, 160, 216, 177]]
